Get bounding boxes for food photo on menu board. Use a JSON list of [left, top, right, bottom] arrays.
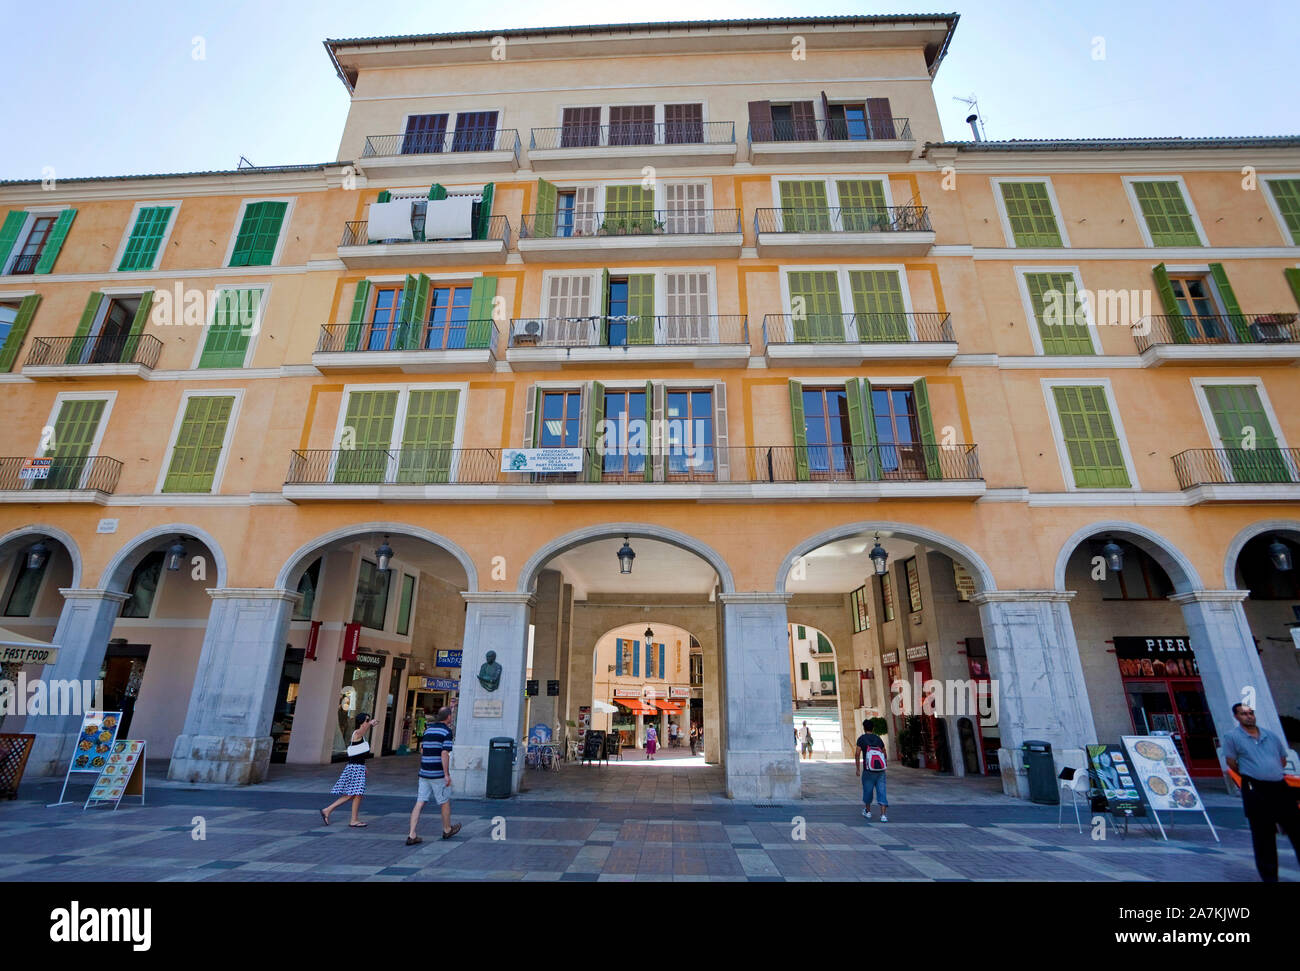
[[71, 711, 123, 772], [1084, 743, 1146, 815], [1121, 735, 1203, 811]]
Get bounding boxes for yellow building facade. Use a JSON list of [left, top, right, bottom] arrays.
[[1, 15, 1298, 798]]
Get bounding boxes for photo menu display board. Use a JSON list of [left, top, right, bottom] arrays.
[[69, 711, 123, 773], [1121, 735, 1203, 812], [1085, 743, 1146, 817], [86, 740, 145, 810]]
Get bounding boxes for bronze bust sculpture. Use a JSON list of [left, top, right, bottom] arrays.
[[477, 650, 503, 692]]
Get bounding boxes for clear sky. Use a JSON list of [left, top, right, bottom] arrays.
[[2, 0, 1297, 181]]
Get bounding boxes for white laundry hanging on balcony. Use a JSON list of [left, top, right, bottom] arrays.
[[367, 199, 416, 241], [423, 195, 476, 240]]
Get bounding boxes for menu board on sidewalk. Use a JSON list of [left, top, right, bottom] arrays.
[[1085, 743, 1146, 817], [69, 711, 123, 773], [1121, 735, 1203, 812], [85, 740, 146, 810]]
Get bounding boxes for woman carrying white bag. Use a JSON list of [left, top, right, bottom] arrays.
[[322, 713, 376, 828]]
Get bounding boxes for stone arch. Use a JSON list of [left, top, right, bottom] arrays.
[[102, 523, 229, 591], [0, 524, 83, 589], [274, 521, 478, 591], [774, 521, 998, 594], [515, 522, 736, 595], [1053, 520, 1202, 594], [1223, 519, 1300, 589]]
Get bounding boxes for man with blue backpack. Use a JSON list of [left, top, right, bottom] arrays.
[[855, 719, 889, 821]]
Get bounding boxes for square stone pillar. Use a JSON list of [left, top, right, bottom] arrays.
[[451, 592, 533, 797], [972, 591, 1096, 798], [718, 592, 799, 800], [528, 570, 563, 733], [1171, 590, 1287, 744], [26, 588, 130, 776], [168, 588, 298, 785]]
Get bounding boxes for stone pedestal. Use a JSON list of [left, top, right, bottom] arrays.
[[450, 593, 533, 797], [167, 588, 297, 785], [973, 591, 1095, 799], [719, 593, 799, 800], [27, 588, 129, 777], [1172, 590, 1287, 743]]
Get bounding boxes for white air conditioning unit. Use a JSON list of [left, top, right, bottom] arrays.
[[513, 318, 545, 345], [1250, 316, 1295, 343], [820, 681, 836, 693]]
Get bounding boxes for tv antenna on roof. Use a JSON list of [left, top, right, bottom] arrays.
[[954, 94, 985, 141], [237, 155, 255, 169]]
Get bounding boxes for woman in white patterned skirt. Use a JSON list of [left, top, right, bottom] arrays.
[[322, 713, 375, 827]]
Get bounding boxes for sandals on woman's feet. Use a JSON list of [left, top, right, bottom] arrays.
[[320, 809, 330, 825], [349, 822, 368, 828]]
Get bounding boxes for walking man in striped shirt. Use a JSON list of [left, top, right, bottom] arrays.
[[407, 706, 461, 845]]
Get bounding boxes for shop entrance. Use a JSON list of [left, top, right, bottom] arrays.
[[98, 643, 149, 737], [270, 647, 304, 764], [1124, 679, 1217, 777]]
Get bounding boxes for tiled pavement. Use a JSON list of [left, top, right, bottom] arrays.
[[0, 758, 1289, 882]]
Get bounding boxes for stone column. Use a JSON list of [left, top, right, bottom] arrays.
[[972, 591, 1096, 798], [451, 592, 533, 797], [718, 592, 799, 800], [1171, 590, 1286, 744], [528, 570, 563, 734], [168, 588, 297, 785], [26, 588, 130, 777]]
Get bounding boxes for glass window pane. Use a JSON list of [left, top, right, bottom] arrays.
[[3, 554, 48, 617], [121, 552, 165, 619]]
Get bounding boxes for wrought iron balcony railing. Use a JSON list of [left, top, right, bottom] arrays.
[[317, 321, 498, 354], [762, 312, 953, 345], [8, 253, 40, 275], [1134, 313, 1300, 351], [748, 117, 912, 144], [361, 129, 521, 160], [755, 206, 931, 234], [1172, 448, 1300, 488], [508, 315, 748, 348], [0, 455, 123, 493], [529, 121, 735, 150], [285, 444, 981, 487], [26, 334, 163, 369], [340, 214, 511, 248], [519, 208, 741, 239]]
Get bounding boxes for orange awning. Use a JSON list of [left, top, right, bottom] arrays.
[[653, 700, 683, 712], [615, 698, 656, 715]]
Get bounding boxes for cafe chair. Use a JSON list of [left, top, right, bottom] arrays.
[[1057, 766, 1090, 833]]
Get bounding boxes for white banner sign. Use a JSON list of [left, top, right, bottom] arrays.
[[501, 448, 584, 473], [19, 458, 51, 480]]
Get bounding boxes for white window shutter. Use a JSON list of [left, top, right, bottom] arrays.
[[522, 384, 537, 448], [714, 381, 730, 481]]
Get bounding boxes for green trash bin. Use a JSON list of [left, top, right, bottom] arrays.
[[486, 737, 516, 799], [1022, 740, 1059, 805]]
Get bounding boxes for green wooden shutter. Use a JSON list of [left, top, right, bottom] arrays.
[[393, 274, 425, 350], [428, 184, 447, 201], [1267, 179, 1300, 244], [1203, 385, 1289, 482], [198, 289, 259, 368], [848, 270, 907, 341], [334, 391, 398, 484], [836, 179, 887, 232], [398, 389, 460, 483], [1152, 263, 1189, 343], [999, 182, 1062, 247], [778, 181, 830, 232], [66, 292, 105, 364], [1052, 386, 1131, 488], [121, 290, 154, 363], [845, 379, 879, 480], [1286, 268, 1300, 311], [912, 378, 942, 480], [162, 396, 235, 493], [1208, 263, 1251, 343], [466, 276, 497, 349], [524, 386, 543, 448], [375, 191, 391, 204], [118, 206, 172, 271], [0, 211, 26, 270], [787, 271, 842, 342], [535, 179, 557, 237], [35, 398, 106, 490], [600, 268, 610, 342], [627, 274, 655, 344], [789, 380, 808, 481], [587, 381, 605, 482], [0, 294, 40, 372], [34, 208, 76, 274], [229, 201, 287, 267], [604, 185, 655, 227], [1024, 272, 1094, 355], [345, 281, 371, 352], [1132, 181, 1200, 246], [475, 183, 494, 240]]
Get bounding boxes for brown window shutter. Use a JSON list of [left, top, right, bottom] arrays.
[[866, 98, 895, 139], [561, 107, 602, 147], [791, 101, 817, 140], [665, 103, 703, 144], [748, 100, 773, 142], [610, 105, 655, 145]]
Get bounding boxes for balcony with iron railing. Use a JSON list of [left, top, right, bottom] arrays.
[[1133, 312, 1300, 365], [313, 319, 499, 373], [337, 212, 511, 268], [357, 129, 522, 176], [0, 455, 123, 499], [1172, 448, 1300, 501], [527, 121, 738, 169], [754, 205, 934, 256], [748, 117, 915, 163], [22, 334, 163, 378], [506, 314, 750, 368], [517, 208, 742, 261], [283, 443, 983, 501], [762, 312, 956, 365], [7, 252, 40, 275]]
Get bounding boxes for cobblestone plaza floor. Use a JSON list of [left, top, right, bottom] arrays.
[[1, 756, 1290, 882]]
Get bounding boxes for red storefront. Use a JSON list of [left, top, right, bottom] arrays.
[[1113, 636, 1217, 778]]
